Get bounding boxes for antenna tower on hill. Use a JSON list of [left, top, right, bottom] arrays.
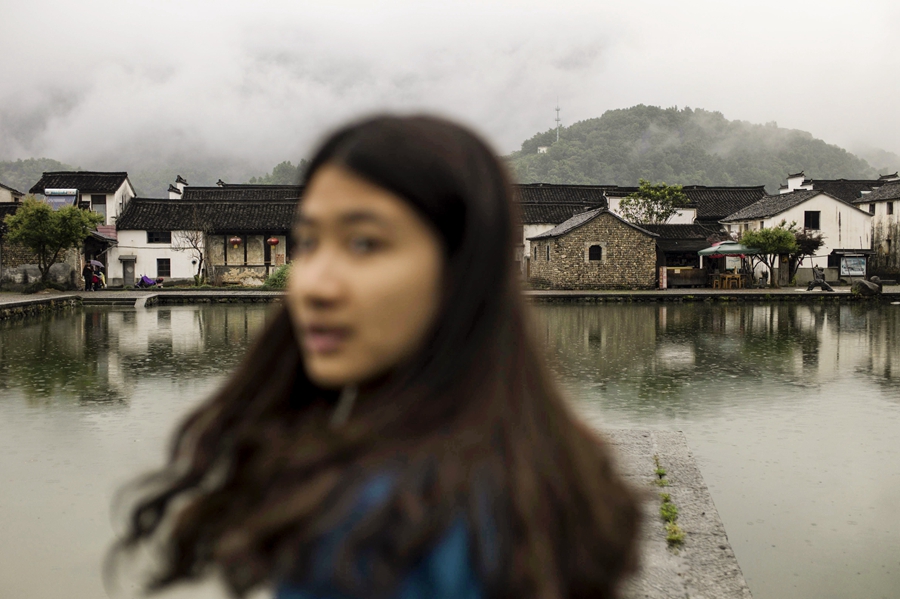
[[555, 100, 561, 142]]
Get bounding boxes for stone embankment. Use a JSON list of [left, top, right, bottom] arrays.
[[610, 430, 753, 599]]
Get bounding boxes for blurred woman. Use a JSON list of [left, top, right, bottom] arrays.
[[112, 115, 640, 599]]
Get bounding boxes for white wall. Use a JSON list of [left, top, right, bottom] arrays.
[[523, 224, 555, 255], [108, 230, 202, 284], [726, 193, 872, 268], [0, 188, 18, 203], [85, 179, 135, 226], [606, 196, 697, 224]]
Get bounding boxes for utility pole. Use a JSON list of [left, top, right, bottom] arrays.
[[555, 100, 561, 142]]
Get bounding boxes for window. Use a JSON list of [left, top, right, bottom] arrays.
[[533, 245, 537, 260], [869, 204, 876, 215], [91, 194, 107, 219], [588, 245, 603, 260], [759, 221, 765, 229], [743, 223, 749, 232], [546, 245, 550, 261], [157, 258, 171, 278], [888, 202, 894, 216], [804, 211, 821, 230], [147, 231, 172, 244]]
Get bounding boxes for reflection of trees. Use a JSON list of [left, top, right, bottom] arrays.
[[535, 302, 896, 418], [0, 309, 125, 403], [0, 305, 274, 406]]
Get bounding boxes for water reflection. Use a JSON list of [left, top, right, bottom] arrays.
[[535, 302, 900, 599], [0, 305, 271, 404], [537, 303, 900, 417]]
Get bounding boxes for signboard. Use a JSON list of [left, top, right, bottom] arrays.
[[840, 256, 866, 277], [43, 188, 78, 211]]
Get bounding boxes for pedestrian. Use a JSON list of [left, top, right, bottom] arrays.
[[82, 261, 93, 291], [111, 115, 641, 599]]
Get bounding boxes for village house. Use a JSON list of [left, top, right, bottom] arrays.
[[113, 179, 298, 286], [0, 181, 24, 203], [721, 189, 873, 282], [28, 171, 137, 273], [777, 170, 898, 202], [514, 183, 613, 257], [853, 179, 900, 276], [527, 208, 658, 290]]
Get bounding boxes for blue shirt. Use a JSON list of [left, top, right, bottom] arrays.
[[276, 476, 484, 599]]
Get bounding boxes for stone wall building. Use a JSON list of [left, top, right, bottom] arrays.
[[528, 208, 658, 289]]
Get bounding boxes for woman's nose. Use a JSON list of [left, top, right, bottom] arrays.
[[298, 250, 345, 306]]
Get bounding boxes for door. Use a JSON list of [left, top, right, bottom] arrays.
[[123, 261, 135, 287]]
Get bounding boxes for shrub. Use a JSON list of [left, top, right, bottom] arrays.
[[264, 264, 291, 289]]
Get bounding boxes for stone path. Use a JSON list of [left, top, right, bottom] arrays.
[[609, 430, 753, 599]]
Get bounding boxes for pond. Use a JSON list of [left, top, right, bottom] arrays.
[[1, 302, 898, 599]]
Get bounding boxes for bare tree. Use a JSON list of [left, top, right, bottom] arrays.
[[171, 205, 206, 283]]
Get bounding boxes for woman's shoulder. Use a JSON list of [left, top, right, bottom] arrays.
[[276, 475, 484, 599]]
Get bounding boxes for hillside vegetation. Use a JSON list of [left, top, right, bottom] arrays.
[[0, 158, 78, 194], [507, 105, 892, 192]]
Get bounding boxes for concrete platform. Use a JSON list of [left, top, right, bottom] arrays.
[[607, 430, 752, 599]]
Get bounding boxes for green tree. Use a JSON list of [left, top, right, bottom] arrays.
[[248, 160, 309, 185], [778, 220, 825, 282], [3, 197, 103, 283], [618, 179, 690, 224], [740, 224, 798, 287]]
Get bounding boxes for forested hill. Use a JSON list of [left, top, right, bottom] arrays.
[[507, 105, 894, 192]]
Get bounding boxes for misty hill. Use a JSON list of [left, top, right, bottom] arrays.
[[0, 158, 78, 194], [507, 105, 898, 192]]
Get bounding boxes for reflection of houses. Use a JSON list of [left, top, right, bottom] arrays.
[[853, 180, 900, 275], [721, 190, 873, 276], [115, 186, 296, 286], [528, 208, 658, 289]]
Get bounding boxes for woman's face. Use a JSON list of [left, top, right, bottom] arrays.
[[287, 164, 444, 389]]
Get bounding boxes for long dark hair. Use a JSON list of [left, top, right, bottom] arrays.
[[111, 115, 640, 598]]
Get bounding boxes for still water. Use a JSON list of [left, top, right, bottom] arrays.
[[1, 302, 898, 598]]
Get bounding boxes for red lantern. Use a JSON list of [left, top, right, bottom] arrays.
[[267, 237, 280, 246], [229, 236, 242, 249]]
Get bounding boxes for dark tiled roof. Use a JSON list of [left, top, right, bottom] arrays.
[[804, 179, 882, 203], [181, 184, 303, 201], [513, 184, 611, 224], [604, 185, 767, 222], [116, 198, 295, 233], [878, 172, 899, 181], [527, 208, 657, 240], [680, 186, 768, 222], [29, 171, 130, 194], [721, 190, 857, 222], [0, 181, 24, 196], [854, 180, 900, 203], [640, 223, 724, 253]]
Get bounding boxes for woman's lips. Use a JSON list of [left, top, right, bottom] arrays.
[[303, 326, 351, 354]]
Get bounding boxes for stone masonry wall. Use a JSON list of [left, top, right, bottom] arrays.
[[528, 213, 657, 289]]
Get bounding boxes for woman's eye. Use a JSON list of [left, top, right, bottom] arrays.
[[294, 236, 317, 253], [349, 237, 381, 254]]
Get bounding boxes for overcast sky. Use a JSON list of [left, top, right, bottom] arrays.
[[2, 0, 898, 173]]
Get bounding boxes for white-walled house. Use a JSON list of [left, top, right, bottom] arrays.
[[853, 180, 900, 275], [0, 181, 24, 203], [721, 190, 873, 276], [29, 171, 135, 227], [515, 184, 612, 258], [114, 190, 296, 287], [606, 185, 766, 226]]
